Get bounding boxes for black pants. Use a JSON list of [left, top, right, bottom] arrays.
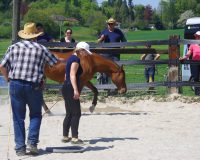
[[191, 64, 200, 95], [62, 82, 81, 138]]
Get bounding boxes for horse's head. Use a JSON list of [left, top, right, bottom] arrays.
[[110, 65, 127, 94]]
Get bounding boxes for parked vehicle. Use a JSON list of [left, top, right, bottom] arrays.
[[182, 17, 200, 82]]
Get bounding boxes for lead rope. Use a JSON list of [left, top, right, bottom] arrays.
[[42, 100, 59, 117], [7, 85, 11, 160]]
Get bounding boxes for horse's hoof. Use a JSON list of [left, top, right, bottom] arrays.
[[89, 105, 95, 113]]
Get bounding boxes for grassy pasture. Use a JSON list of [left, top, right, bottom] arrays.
[[126, 29, 184, 41]]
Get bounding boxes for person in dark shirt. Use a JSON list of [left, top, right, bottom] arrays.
[[61, 42, 92, 145], [97, 17, 127, 84], [140, 44, 160, 90], [98, 17, 126, 60], [36, 23, 54, 42], [60, 28, 75, 43]]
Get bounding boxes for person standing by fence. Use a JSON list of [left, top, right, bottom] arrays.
[[179, 31, 200, 95], [141, 44, 160, 91], [97, 17, 127, 84], [0, 22, 59, 156], [60, 28, 75, 43], [36, 23, 54, 42]]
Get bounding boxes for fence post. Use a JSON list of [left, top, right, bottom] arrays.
[[167, 35, 180, 94], [12, 0, 21, 42]]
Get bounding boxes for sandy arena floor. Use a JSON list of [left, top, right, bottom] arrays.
[[1, 95, 200, 160]]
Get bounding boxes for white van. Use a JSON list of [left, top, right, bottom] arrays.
[[182, 17, 200, 81]]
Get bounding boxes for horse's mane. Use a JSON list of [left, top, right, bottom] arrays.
[[77, 52, 94, 74], [91, 53, 120, 72]]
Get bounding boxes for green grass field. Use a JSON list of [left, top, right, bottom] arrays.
[[0, 28, 194, 96], [125, 29, 184, 41]]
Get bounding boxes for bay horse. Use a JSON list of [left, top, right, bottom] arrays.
[[44, 51, 127, 112]]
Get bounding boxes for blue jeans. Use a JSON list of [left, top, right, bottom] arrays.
[[9, 80, 43, 151], [144, 67, 155, 82]]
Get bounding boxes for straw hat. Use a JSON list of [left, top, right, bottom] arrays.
[[18, 22, 43, 39], [76, 42, 92, 54], [106, 18, 116, 24]]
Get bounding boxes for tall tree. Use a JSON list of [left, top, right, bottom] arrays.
[[108, 0, 114, 6], [168, 0, 177, 29], [144, 5, 153, 22], [65, 0, 71, 14], [128, 0, 134, 21], [175, 0, 197, 15], [0, 0, 12, 11], [119, 0, 129, 25], [134, 5, 145, 20], [74, 0, 79, 6]]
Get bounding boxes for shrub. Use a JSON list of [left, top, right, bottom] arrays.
[[23, 9, 60, 39], [0, 25, 12, 38]]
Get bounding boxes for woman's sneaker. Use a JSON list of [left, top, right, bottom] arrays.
[[61, 136, 72, 143], [71, 138, 84, 145]]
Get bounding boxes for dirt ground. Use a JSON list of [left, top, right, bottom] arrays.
[[1, 94, 200, 160]]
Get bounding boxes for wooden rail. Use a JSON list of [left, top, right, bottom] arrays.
[[43, 36, 200, 95]]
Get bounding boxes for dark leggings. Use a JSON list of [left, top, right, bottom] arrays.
[[62, 82, 81, 138], [191, 64, 200, 95]]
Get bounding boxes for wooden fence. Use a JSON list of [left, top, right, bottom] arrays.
[[44, 35, 200, 94]]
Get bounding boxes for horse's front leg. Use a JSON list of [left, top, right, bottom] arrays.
[[84, 81, 99, 113], [41, 77, 51, 114]]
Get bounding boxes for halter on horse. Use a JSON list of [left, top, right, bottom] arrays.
[[44, 51, 127, 112]]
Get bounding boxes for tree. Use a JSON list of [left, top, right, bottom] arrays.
[[119, 0, 129, 26], [175, 0, 197, 15], [144, 5, 153, 22], [73, 0, 79, 6], [168, 0, 177, 29], [128, 0, 134, 21], [158, 0, 177, 29], [24, 9, 60, 38], [20, 1, 29, 18], [108, 0, 114, 6], [195, 3, 200, 16], [134, 5, 145, 20], [0, 0, 12, 11], [177, 10, 195, 28], [87, 11, 107, 35], [152, 11, 164, 30]]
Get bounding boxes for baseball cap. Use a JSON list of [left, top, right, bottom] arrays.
[[76, 42, 92, 54]]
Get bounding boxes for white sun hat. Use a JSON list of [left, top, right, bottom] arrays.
[[76, 42, 92, 54], [194, 31, 200, 36]]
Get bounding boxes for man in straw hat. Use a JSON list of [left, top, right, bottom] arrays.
[[97, 17, 127, 84], [180, 31, 200, 95], [0, 22, 60, 156]]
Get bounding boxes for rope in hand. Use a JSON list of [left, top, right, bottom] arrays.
[[42, 100, 59, 117]]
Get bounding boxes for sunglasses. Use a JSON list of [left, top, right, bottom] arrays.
[[108, 23, 114, 26]]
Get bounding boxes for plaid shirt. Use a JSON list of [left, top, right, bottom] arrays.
[[0, 40, 58, 83]]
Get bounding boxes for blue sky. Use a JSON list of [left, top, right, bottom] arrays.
[[97, 0, 160, 9]]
